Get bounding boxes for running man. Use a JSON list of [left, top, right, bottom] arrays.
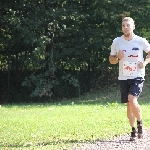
[[109, 17, 150, 141]]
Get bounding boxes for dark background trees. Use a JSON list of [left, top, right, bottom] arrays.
[[1, 0, 150, 103]]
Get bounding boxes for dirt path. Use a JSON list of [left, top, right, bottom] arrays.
[[72, 130, 150, 150]]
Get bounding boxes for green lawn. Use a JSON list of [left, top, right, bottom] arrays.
[[0, 82, 150, 150]]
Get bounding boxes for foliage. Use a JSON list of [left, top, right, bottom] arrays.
[[1, 0, 150, 102]]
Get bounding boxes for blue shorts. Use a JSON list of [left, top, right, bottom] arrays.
[[119, 77, 144, 103]]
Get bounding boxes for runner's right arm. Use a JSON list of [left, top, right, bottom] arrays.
[[109, 55, 119, 64]]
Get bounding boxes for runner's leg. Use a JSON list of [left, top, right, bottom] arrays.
[[127, 102, 136, 141]]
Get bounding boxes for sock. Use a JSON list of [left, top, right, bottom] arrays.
[[137, 120, 142, 125], [132, 127, 136, 132]]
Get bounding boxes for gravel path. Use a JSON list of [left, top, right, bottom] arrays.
[[72, 130, 150, 150]]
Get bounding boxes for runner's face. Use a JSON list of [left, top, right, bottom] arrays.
[[122, 21, 134, 37]]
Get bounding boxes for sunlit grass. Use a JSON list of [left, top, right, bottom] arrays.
[[0, 81, 150, 150]]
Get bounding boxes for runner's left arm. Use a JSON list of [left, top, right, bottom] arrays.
[[144, 51, 150, 66]]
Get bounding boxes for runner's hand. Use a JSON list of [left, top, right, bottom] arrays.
[[117, 50, 124, 60], [138, 62, 146, 69]]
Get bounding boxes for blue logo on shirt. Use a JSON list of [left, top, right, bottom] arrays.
[[132, 47, 139, 50]]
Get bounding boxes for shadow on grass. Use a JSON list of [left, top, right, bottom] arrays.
[[68, 81, 150, 106], [0, 137, 131, 149], [2, 130, 150, 149], [0, 139, 101, 149], [0, 133, 135, 149], [2, 81, 150, 108]]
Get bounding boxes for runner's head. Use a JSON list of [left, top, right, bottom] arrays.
[[122, 17, 135, 37]]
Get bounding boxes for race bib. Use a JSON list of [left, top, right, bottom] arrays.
[[123, 61, 138, 76]]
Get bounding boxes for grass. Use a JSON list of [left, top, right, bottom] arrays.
[[1, 81, 150, 150]]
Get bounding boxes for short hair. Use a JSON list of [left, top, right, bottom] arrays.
[[122, 17, 135, 25]]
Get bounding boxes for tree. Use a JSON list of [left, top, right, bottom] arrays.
[[1, 0, 150, 102]]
